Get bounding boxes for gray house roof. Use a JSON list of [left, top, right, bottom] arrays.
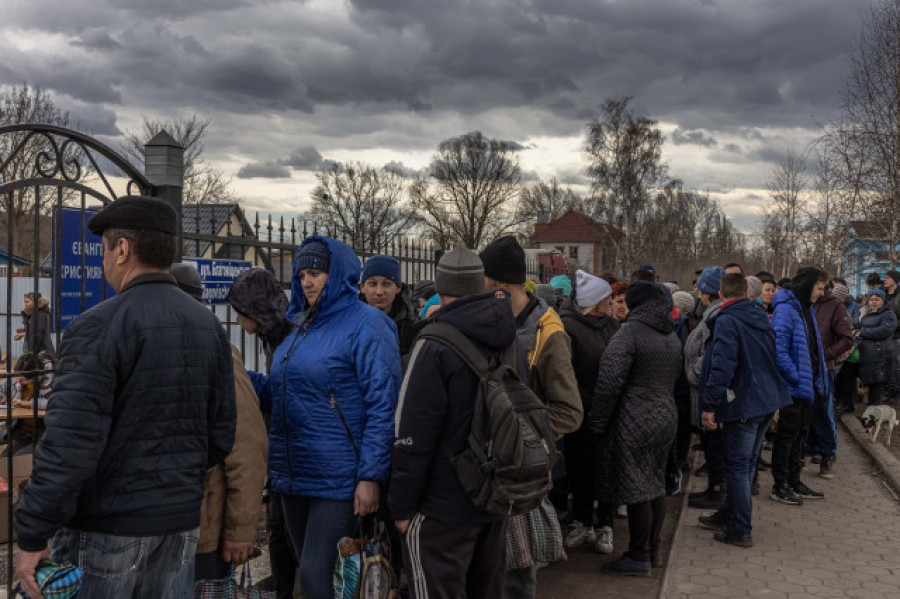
[[182, 203, 273, 270]]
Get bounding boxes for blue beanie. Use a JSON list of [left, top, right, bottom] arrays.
[[698, 266, 726, 295], [869, 288, 887, 302], [362, 254, 402, 287], [295, 240, 330, 273]]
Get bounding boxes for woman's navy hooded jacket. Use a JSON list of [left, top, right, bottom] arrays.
[[250, 236, 402, 500]]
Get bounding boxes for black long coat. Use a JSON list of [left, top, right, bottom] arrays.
[[858, 307, 897, 385], [588, 299, 681, 505]]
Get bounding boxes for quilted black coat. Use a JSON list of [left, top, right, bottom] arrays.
[[14, 273, 236, 551], [858, 306, 897, 385], [588, 298, 681, 505]]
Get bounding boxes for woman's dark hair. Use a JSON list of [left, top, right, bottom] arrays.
[[104, 228, 177, 268], [14, 352, 37, 378]]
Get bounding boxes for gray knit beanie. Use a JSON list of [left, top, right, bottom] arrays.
[[435, 247, 484, 297]]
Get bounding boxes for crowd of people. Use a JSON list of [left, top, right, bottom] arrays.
[[6, 194, 892, 599]]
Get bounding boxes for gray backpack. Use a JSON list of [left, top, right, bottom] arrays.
[[418, 322, 557, 516]]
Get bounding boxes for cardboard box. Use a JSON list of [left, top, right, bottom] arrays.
[[0, 454, 34, 542]]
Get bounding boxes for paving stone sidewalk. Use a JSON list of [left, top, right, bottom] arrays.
[[664, 425, 900, 598]]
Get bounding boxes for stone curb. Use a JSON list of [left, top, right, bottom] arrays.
[[657, 448, 701, 599], [839, 412, 900, 495]]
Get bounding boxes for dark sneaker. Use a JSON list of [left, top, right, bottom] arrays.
[[793, 482, 825, 499], [713, 531, 754, 548], [666, 471, 682, 495], [811, 455, 822, 465], [650, 549, 662, 568], [770, 485, 803, 506], [698, 513, 728, 531], [819, 456, 835, 479], [688, 489, 725, 510], [601, 554, 651, 577]]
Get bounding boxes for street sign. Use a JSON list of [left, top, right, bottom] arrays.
[[181, 258, 252, 303], [54, 207, 114, 330]]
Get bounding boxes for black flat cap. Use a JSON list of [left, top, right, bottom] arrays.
[[88, 195, 177, 236]]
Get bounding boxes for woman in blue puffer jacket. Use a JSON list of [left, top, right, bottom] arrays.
[[858, 288, 897, 406], [250, 236, 402, 599]]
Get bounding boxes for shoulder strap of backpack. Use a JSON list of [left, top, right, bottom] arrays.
[[418, 321, 495, 376]]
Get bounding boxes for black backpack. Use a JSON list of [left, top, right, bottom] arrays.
[[418, 322, 558, 516]]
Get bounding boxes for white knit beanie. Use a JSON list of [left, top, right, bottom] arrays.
[[575, 270, 612, 308], [672, 291, 696, 314]]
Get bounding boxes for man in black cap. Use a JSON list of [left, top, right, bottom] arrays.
[[14, 196, 236, 599], [479, 235, 580, 598]]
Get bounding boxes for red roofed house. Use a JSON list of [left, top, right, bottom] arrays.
[[529, 210, 622, 275]]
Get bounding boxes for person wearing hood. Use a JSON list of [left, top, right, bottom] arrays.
[[697, 274, 792, 548], [770, 267, 830, 506], [360, 254, 417, 355], [588, 281, 682, 576], [15, 292, 55, 358], [479, 235, 581, 598], [683, 266, 727, 510], [226, 267, 293, 372], [809, 284, 853, 478], [559, 271, 620, 554], [170, 263, 269, 588], [224, 266, 296, 599], [857, 288, 897, 407], [389, 247, 512, 599], [248, 236, 402, 599]]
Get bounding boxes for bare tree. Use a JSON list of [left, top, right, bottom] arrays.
[[309, 162, 418, 250], [584, 96, 667, 273], [411, 131, 522, 249], [762, 148, 809, 277], [819, 0, 900, 267], [120, 114, 235, 205], [515, 177, 584, 223], [0, 84, 82, 261]]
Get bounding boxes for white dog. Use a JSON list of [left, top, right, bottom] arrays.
[[860, 406, 899, 446]]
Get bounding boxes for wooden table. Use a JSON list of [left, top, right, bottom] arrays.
[[0, 408, 45, 420]]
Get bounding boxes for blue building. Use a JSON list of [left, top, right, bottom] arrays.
[[843, 221, 898, 298]]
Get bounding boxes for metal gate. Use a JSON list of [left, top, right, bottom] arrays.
[[0, 123, 156, 594]]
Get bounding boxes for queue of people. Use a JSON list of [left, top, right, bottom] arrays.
[[10, 193, 893, 599]]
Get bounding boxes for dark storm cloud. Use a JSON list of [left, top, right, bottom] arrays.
[[671, 128, 718, 148], [237, 162, 291, 179], [237, 145, 343, 179]]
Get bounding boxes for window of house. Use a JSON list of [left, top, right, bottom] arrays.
[[569, 246, 578, 259], [555, 245, 565, 253]]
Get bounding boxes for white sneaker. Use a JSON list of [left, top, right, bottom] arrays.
[[564, 522, 594, 548], [616, 504, 628, 518], [594, 525, 614, 554]]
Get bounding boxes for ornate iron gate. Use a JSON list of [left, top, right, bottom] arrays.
[[0, 124, 154, 594]]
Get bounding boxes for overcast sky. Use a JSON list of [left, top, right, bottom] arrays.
[[0, 0, 871, 233]]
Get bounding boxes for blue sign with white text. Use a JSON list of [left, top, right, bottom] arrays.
[[54, 207, 114, 330], [182, 258, 252, 303]]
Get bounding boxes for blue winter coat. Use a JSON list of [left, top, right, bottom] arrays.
[[250, 236, 402, 500], [771, 289, 828, 402], [858, 307, 897, 385], [700, 299, 792, 422]]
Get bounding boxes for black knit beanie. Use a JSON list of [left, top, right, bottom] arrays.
[[625, 280, 666, 310], [295, 240, 331, 273], [479, 235, 526, 284]]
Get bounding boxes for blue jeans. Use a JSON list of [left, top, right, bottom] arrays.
[[279, 494, 355, 599], [809, 374, 838, 458], [49, 527, 198, 599], [718, 414, 772, 538]]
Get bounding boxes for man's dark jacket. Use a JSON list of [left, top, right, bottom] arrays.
[[389, 291, 522, 525], [14, 273, 236, 551], [700, 298, 792, 423], [814, 291, 854, 371]]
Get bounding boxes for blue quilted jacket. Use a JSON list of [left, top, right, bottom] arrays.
[[250, 236, 402, 500], [771, 289, 828, 402]]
